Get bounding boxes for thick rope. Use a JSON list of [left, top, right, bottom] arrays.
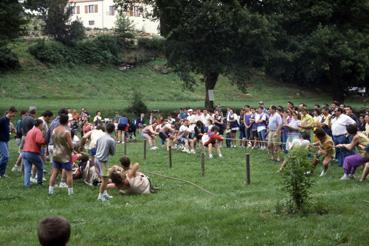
[[145, 171, 216, 196]]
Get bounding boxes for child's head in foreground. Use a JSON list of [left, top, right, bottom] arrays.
[[38, 216, 71, 246]]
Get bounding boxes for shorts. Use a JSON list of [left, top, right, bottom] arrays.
[[118, 124, 127, 131], [96, 159, 109, 177], [268, 131, 280, 146], [89, 148, 97, 156], [52, 160, 73, 171], [159, 132, 169, 141]]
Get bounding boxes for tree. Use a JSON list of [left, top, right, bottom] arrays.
[[115, 0, 274, 109], [0, 0, 26, 71], [0, 0, 26, 46], [24, 0, 74, 44], [262, 0, 369, 102]]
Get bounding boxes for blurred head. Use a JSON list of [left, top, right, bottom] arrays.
[[346, 124, 358, 135], [335, 107, 344, 117], [6, 106, 17, 119], [38, 216, 71, 246], [119, 156, 131, 169], [106, 123, 115, 134], [42, 111, 54, 123], [345, 106, 353, 115], [269, 105, 277, 114], [59, 114, 69, 126], [314, 128, 326, 140], [34, 119, 44, 130]]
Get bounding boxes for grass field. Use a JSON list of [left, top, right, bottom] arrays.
[[0, 138, 368, 245]]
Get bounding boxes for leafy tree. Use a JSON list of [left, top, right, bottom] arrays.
[[261, 0, 369, 102], [115, 0, 274, 109], [0, 0, 26, 45], [24, 0, 74, 44]]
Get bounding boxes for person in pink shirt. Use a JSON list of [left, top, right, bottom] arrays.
[[22, 119, 46, 187]]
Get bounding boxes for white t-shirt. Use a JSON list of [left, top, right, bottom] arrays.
[[89, 129, 105, 149], [201, 134, 210, 145], [331, 114, 356, 136], [255, 113, 267, 132]]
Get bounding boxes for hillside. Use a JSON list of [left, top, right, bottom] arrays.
[[0, 40, 366, 114]]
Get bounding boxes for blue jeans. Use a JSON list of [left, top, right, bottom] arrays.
[[333, 135, 354, 167], [0, 141, 9, 177], [258, 129, 267, 142], [22, 152, 44, 187]]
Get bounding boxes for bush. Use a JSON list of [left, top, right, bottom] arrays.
[[28, 39, 76, 64], [0, 46, 20, 71], [115, 14, 135, 39], [127, 90, 148, 115], [279, 147, 314, 213], [76, 35, 121, 64], [64, 20, 86, 46], [137, 37, 165, 53], [29, 35, 121, 65]]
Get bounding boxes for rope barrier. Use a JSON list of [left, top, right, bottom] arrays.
[[144, 171, 216, 196]]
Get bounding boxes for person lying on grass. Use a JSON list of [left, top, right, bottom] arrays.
[[108, 158, 157, 195], [311, 128, 335, 177]]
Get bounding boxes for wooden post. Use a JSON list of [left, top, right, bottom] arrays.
[[144, 139, 147, 160], [169, 146, 172, 168], [200, 152, 205, 176], [246, 153, 251, 185], [123, 132, 127, 156]]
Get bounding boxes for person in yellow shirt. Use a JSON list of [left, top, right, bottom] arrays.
[[312, 128, 335, 177], [299, 108, 314, 140]]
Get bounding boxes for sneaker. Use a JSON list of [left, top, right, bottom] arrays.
[[340, 174, 350, 180], [319, 170, 327, 177], [209, 154, 213, 159], [190, 149, 196, 154], [30, 177, 37, 184], [103, 192, 113, 199], [58, 182, 68, 188], [97, 194, 108, 202], [151, 146, 158, 150], [219, 154, 223, 158], [11, 165, 21, 172]]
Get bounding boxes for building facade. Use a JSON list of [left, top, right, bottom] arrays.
[[68, 0, 159, 34]]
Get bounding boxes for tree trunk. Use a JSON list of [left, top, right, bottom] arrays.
[[204, 72, 219, 110], [329, 62, 345, 103]]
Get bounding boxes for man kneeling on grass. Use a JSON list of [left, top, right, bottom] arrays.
[[108, 157, 156, 195]]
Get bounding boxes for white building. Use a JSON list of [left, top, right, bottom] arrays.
[[68, 0, 160, 34]]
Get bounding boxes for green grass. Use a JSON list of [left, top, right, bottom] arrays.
[[2, 39, 369, 115], [0, 139, 368, 245]]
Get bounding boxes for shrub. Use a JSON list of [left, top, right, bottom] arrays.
[[137, 37, 165, 53], [0, 46, 20, 71], [28, 39, 76, 64], [280, 147, 314, 213], [127, 90, 148, 115], [115, 14, 135, 39], [64, 20, 86, 46], [76, 35, 121, 64]]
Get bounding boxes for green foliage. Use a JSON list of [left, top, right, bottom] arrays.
[[280, 147, 314, 213], [0, 46, 20, 71], [0, 0, 26, 46], [262, 0, 369, 101], [137, 37, 165, 53], [29, 36, 121, 65], [65, 20, 86, 46], [115, 14, 135, 39], [28, 39, 76, 64], [127, 90, 148, 115]]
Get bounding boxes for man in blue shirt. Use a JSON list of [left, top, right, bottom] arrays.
[[117, 115, 129, 143], [0, 107, 17, 178]]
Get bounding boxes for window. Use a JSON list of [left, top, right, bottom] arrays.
[[71, 6, 76, 15], [71, 6, 80, 15], [77, 6, 80, 14], [85, 4, 98, 13], [88, 20, 95, 26], [109, 6, 115, 16], [127, 5, 142, 17]]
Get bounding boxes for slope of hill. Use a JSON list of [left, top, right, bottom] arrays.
[[1, 40, 366, 114]]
